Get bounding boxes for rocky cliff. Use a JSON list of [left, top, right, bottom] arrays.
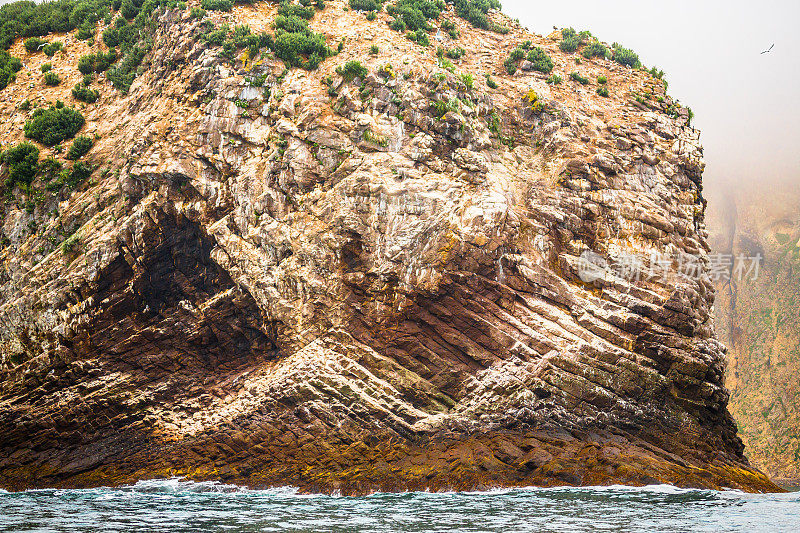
[[0, 1, 779, 493], [707, 184, 800, 486]]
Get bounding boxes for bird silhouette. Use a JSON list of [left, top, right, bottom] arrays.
[[761, 43, 774, 54]]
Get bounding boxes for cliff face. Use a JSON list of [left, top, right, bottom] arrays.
[[707, 185, 800, 486], [0, 2, 778, 493]]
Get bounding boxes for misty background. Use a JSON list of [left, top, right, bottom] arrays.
[[504, 0, 800, 196]]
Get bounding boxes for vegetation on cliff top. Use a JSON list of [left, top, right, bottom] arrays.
[[199, 0, 332, 70], [385, 0, 506, 44]]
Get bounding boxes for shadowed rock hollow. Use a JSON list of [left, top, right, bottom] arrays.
[[0, 1, 779, 493]]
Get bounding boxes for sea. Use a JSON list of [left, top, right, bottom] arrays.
[[0, 479, 798, 532]]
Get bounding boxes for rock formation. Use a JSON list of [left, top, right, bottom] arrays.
[[0, 1, 779, 493]]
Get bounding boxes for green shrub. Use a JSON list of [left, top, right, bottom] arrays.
[[612, 45, 640, 68], [581, 40, 606, 59], [24, 37, 47, 53], [273, 27, 330, 70], [570, 71, 589, 85], [596, 86, 609, 97], [445, 46, 465, 59], [370, 44, 379, 55], [0, 1, 111, 52], [1, 142, 39, 187], [78, 54, 94, 74], [43, 41, 63, 57], [41, 63, 52, 73], [485, 73, 497, 89], [200, 1, 332, 72], [526, 47, 553, 73], [437, 54, 455, 71], [61, 230, 82, 254], [38, 157, 62, 181], [106, 46, 146, 92], [387, 0, 442, 33], [44, 71, 61, 86], [76, 21, 94, 40], [275, 15, 309, 34], [559, 36, 578, 52], [350, 0, 381, 11], [72, 83, 100, 103], [24, 105, 85, 146], [0, 50, 22, 90], [504, 44, 552, 75], [432, 96, 459, 118], [366, 10, 376, 20], [67, 161, 92, 187], [277, 2, 315, 19], [406, 29, 429, 46], [19, 98, 31, 110], [450, 0, 505, 33], [190, 7, 206, 18], [546, 74, 561, 85], [460, 72, 473, 90], [559, 28, 595, 54], [441, 18, 458, 39], [648, 66, 665, 79], [597, 75, 607, 84], [201, 0, 233, 11], [66, 135, 93, 160], [336, 60, 368, 81]]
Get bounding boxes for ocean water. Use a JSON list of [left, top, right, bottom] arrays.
[[0, 479, 798, 532]]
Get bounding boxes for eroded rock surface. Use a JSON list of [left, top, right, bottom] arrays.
[[0, 2, 778, 492]]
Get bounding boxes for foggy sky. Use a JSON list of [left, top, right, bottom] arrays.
[[503, 0, 800, 192]]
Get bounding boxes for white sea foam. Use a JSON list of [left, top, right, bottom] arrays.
[[122, 477, 248, 494]]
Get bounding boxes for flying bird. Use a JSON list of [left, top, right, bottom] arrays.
[[761, 44, 774, 54]]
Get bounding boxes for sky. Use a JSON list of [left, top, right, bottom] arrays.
[[503, 0, 800, 193]]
